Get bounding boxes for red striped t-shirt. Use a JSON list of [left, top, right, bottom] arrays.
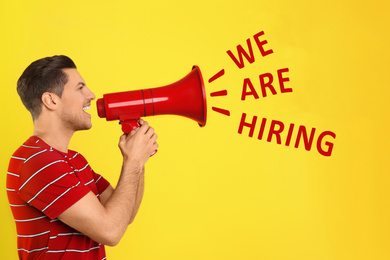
[[6, 136, 110, 260]]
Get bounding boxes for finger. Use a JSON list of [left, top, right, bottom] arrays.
[[150, 133, 158, 143], [119, 133, 127, 142], [118, 134, 128, 147], [128, 128, 138, 138], [145, 127, 155, 138], [138, 121, 149, 134]]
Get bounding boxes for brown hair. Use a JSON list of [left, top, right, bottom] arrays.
[[17, 55, 77, 120]]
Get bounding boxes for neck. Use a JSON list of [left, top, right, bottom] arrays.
[[33, 117, 74, 154]]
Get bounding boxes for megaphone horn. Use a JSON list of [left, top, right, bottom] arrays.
[[96, 65, 207, 134]]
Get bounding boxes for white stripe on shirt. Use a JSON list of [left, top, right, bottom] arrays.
[[18, 247, 49, 253], [21, 144, 40, 149], [15, 215, 47, 222], [69, 153, 79, 160], [24, 149, 48, 164], [47, 245, 101, 254], [7, 172, 20, 177], [27, 171, 72, 204], [10, 203, 28, 207], [42, 181, 81, 212], [18, 230, 50, 238], [11, 156, 26, 161], [84, 179, 94, 186], [19, 160, 66, 191], [95, 175, 102, 184], [75, 163, 89, 172], [50, 232, 83, 239]]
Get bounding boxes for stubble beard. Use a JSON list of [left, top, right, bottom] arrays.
[[61, 109, 92, 132]]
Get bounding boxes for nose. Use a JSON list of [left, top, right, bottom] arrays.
[[86, 86, 96, 101]]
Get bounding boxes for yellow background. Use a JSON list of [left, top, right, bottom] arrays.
[[1, 0, 389, 259]]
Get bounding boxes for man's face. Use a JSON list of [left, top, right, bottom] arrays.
[[58, 68, 96, 132]]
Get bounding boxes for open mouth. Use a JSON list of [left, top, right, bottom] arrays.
[[83, 106, 91, 116]]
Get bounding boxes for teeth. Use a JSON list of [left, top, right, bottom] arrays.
[[83, 106, 91, 111]]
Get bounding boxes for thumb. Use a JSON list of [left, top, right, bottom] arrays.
[[128, 127, 139, 138], [119, 133, 128, 143]]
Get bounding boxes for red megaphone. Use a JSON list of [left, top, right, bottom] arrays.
[[96, 65, 207, 134]]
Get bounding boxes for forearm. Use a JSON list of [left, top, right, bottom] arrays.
[[56, 162, 142, 246], [129, 169, 144, 224], [102, 162, 144, 244], [102, 167, 145, 225]]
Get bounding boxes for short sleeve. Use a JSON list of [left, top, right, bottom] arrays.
[[92, 170, 111, 195], [19, 154, 91, 220], [71, 151, 111, 196]]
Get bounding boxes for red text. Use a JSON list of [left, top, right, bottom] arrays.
[[241, 68, 291, 100], [227, 31, 274, 69], [237, 113, 336, 156]]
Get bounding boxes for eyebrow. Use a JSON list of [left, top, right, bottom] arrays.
[[75, 82, 86, 88]]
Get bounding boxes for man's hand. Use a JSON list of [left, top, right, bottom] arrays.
[[118, 119, 158, 167]]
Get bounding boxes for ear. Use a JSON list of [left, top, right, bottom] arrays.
[[41, 92, 60, 111]]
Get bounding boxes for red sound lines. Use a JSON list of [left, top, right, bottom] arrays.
[[209, 68, 230, 116], [210, 90, 228, 97], [208, 69, 225, 83], [212, 107, 230, 116]]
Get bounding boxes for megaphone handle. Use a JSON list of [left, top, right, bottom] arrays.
[[120, 119, 140, 134], [120, 119, 158, 156]]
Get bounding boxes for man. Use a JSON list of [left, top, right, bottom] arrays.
[[6, 55, 158, 259]]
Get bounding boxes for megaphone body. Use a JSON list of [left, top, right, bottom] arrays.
[[96, 65, 207, 135]]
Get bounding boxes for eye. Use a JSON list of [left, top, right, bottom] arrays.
[[77, 82, 86, 90]]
